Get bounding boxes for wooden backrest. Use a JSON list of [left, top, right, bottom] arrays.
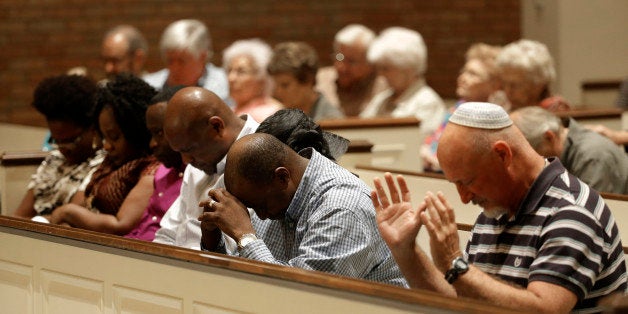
[[0, 216, 518, 314], [0, 150, 48, 215], [555, 106, 624, 130], [580, 79, 622, 109], [319, 117, 424, 172]]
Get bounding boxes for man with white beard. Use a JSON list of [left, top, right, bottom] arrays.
[[371, 102, 627, 313]]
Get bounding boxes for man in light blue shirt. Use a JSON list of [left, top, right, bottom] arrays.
[[199, 133, 407, 287]]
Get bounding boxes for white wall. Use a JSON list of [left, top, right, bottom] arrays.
[[522, 0, 628, 107]]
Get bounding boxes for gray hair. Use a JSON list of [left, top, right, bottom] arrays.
[[367, 27, 427, 75], [104, 25, 148, 55], [510, 106, 562, 150], [333, 24, 376, 50], [159, 19, 212, 60], [496, 39, 556, 86]]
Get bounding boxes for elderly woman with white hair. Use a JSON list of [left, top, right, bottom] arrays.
[[360, 27, 446, 134], [496, 39, 570, 112], [143, 19, 229, 101], [223, 38, 283, 122]]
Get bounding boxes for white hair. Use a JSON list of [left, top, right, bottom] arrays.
[[223, 38, 273, 94], [496, 39, 556, 86], [223, 38, 272, 79], [511, 106, 562, 150], [334, 24, 376, 50], [367, 27, 427, 75], [159, 19, 212, 60]]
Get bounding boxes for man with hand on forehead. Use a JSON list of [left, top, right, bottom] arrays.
[[371, 102, 627, 313]]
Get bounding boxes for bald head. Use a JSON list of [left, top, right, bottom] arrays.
[[164, 87, 244, 174], [225, 133, 293, 189], [102, 25, 147, 78], [224, 133, 307, 220]]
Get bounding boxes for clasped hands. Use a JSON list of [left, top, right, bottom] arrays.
[[371, 172, 462, 272], [198, 188, 255, 246]]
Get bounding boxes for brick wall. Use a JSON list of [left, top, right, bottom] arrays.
[[0, 0, 519, 126]]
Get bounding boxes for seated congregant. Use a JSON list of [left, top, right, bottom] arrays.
[[13, 75, 105, 219], [198, 133, 407, 287], [223, 38, 283, 122], [143, 19, 229, 101], [267, 41, 344, 122], [496, 39, 570, 112], [511, 106, 628, 194], [360, 27, 446, 135], [124, 86, 186, 241], [421, 43, 502, 172], [45, 74, 161, 234], [371, 102, 626, 312], [316, 24, 388, 117]]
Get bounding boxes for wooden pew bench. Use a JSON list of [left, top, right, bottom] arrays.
[[555, 106, 624, 131], [0, 216, 516, 314], [320, 117, 424, 172], [0, 150, 48, 216]]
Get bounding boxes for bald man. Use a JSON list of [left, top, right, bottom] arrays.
[[198, 133, 407, 286], [371, 102, 626, 312], [153, 87, 259, 250], [101, 25, 148, 79]]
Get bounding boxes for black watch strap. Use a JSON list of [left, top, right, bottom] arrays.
[[445, 256, 469, 284]]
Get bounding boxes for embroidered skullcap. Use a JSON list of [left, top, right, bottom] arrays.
[[449, 102, 513, 129]]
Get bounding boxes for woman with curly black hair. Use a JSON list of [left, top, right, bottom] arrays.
[[47, 74, 161, 235], [14, 74, 106, 219]]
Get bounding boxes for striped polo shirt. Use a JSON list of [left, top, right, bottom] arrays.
[[466, 158, 627, 311]]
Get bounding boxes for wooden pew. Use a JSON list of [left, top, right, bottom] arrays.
[[0, 123, 48, 152], [555, 106, 624, 131], [0, 150, 47, 216], [580, 79, 622, 110], [0, 216, 518, 314], [319, 117, 424, 172]]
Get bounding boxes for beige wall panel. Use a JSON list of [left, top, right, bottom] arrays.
[[0, 259, 33, 314], [192, 301, 250, 314], [113, 285, 182, 314], [40, 270, 104, 314]]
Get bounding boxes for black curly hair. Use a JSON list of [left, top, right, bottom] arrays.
[[95, 73, 157, 155], [256, 108, 334, 160], [31, 74, 99, 128]]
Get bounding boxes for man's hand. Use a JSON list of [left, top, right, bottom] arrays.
[[371, 173, 425, 253], [421, 191, 462, 272], [198, 188, 255, 242]]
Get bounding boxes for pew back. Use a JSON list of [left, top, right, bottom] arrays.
[[320, 117, 424, 172], [0, 151, 47, 216], [0, 217, 515, 314]]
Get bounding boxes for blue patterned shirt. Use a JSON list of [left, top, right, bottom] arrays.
[[240, 149, 407, 287]]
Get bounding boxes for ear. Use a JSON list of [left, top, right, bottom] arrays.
[[543, 130, 557, 145], [133, 49, 146, 64], [273, 167, 291, 189], [492, 140, 512, 168], [207, 116, 225, 135]]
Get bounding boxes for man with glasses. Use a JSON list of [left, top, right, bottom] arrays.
[[101, 25, 148, 80], [316, 24, 388, 117]]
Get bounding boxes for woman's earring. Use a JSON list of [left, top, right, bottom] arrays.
[[92, 136, 99, 150]]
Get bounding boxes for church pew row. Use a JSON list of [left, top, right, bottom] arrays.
[[320, 117, 424, 172], [0, 150, 48, 216], [0, 216, 517, 314], [353, 165, 628, 255]]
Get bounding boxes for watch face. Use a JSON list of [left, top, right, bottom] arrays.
[[454, 258, 469, 271]]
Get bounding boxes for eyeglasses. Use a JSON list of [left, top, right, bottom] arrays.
[[331, 52, 365, 67], [48, 130, 86, 149]]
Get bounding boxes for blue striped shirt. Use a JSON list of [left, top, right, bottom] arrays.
[[467, 158, 627, 311]]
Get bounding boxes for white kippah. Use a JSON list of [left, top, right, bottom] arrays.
[[448, 102, 512, 129]]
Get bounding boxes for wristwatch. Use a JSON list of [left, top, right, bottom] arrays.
[[237, 233, 258, 250], [444, 256, 469, 284]]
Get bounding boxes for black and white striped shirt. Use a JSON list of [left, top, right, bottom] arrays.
[[466, 158, 627, 311]]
